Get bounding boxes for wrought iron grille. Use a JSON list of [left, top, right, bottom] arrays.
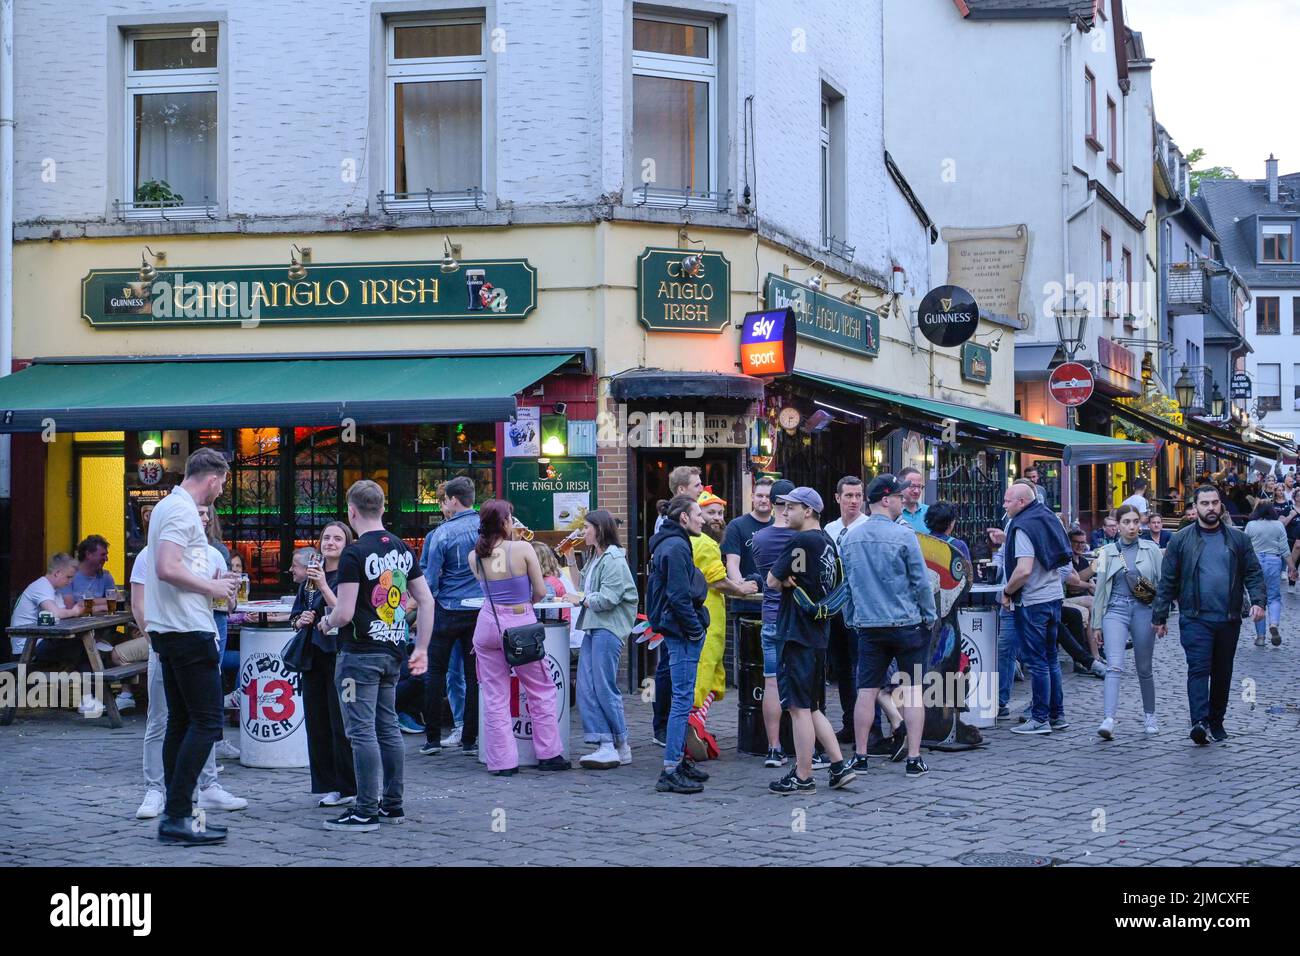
[[936, 450, 1008, 562]]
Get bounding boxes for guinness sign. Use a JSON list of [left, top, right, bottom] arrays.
[[918, 284, 980, 348]]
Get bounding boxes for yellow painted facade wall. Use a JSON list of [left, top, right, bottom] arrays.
[[43, 437, 73, 559]]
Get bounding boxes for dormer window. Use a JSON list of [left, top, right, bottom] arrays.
[[1262, 223, 1293, 263]]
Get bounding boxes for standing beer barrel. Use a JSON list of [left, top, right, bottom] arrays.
[[735, 616, 795, 756]]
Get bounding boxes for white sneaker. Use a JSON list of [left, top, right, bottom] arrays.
[[440, 725, 464, 748], [135, 789, 165, 819], [616, 741, 632, 765], [1143, 713, 1159, 735], [1097, 717, 1115, 740], [198, 784, 248, 811], [318, 791, 357, 808], [78, 694, 104, 718], [579, 742, 621, 770], [114, 692, 136, 713], [214, 739, 241, 759]]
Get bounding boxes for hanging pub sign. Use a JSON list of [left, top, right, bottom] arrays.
[[917, 284, 980, 347], [1230, 371, 1252, 400], [637, 247, 731, 333], [739, 307, 797, 376], [82, 259, 538, 327], [961, 342, 993, 384], [764, 274, 879, 357], [504, 457, 597, 532]]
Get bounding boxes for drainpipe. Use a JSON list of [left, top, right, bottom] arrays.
[[1058, 23, 1075, 522], [0, 0, 14, 501]]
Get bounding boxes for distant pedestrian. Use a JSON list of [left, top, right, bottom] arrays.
[[650, 465, 705, 743], [1022, 465, 1048, 507], [1141, 512, 1172, 548], [824, 476, 866, 745], [1121, 477, 1150, 516], [1090, 512, 1120, 550], [722, 475, 775, 586], [896, 466, 929, 533], [1243, 502, 1294, 647], [923, 501, 971, 566], [749, 479, 797, 768], [1152, 485, 1266, 745]]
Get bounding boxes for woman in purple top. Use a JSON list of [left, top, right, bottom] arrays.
[[468, 501, 570, 776]]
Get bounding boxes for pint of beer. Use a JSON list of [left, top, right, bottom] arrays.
[[511, 517, 534, 542], [105, 588, 120, 614], [82, 594, 95, 617], [237, 574, 251, 604], [555, 529, 583, 558]]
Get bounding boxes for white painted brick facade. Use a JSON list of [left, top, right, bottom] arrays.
[[13, 0, 929, 281]]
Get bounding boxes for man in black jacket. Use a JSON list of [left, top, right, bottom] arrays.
[[1153, 485, 1266, 745], [646, 494, 710, 794]]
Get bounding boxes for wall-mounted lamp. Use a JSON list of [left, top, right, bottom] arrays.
[[138, 247, 166, 283], [440, 236, 463, 274], [288, 244, 312, 281], [784, 258, 827, 290], [542, 434, 566, 457]]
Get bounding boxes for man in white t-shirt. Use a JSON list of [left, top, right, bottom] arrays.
[[145, 448, 240, 846], [823, 476, 868, 744], [9, 553, 80, 657], [1121, 477, 1150, 516]]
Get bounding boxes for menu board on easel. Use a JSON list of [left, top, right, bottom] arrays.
[[504, 457, 597, 532]]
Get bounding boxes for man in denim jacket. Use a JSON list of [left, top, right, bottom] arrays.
[[841, 474, 937, 777]]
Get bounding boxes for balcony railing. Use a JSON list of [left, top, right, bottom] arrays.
[[632, 185, 733, 212], [1167, 260, 1212, 314]]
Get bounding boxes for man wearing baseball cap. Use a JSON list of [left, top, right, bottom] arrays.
[[841, 474, 938, 777], [750, 479, 797, 768], [765, 487, 855, 793]]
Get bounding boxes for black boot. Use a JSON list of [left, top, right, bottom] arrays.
[[158, 814, 227, 845]]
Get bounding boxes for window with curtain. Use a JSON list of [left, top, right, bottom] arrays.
[[1262, 223, 1293, 263], [387, 19, 485, 205], [126, 31, 219, 211], [1257, 297, 1280, 335], [1258, 364, 1281, 412], [632, 15, 715, 204]]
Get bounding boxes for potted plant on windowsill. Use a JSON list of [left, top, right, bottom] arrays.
[[134, 180, 184, 207]]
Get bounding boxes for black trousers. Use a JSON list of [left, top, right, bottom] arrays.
[[302, 645, 356, 797], [152, 630, 224, 820], [1058, 604, 1097, 668], [826, 615, 859, 731], [422, 607, 479, 746]]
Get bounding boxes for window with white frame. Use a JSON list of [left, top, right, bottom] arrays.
[[385, 18, 486, 208], [1262, 222, 1293, 263], [631, 14, 716, 205], [1292, 362, 1300, 410], [1258, 363, 1281, 413], [820, 98, 831, 246], [819, 87, 845, 251], [125, 30, 219, 215]]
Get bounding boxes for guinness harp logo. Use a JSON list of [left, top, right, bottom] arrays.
[[940, 297, 953, 312]]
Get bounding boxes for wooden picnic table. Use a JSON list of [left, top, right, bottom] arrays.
[[3, 610, 139, 728]]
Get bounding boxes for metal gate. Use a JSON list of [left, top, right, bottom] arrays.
[[936, 448, 1008, 562]]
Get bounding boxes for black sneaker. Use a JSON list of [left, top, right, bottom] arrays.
[[1189, 721, 1210, 746], [995, 705, 1011, 721], [378, 807, 405, 825], [828, 760, 857, 790], [890, 728, 909, 763], [535, 755, 572, 771], [768, 769, 815, 794], [461, 743, 479, 757], [491, 767, 518, 777], [1270, 625, 1282, 646], [1208, 722, 1229, 742], [811, 748, 832, 770], [418, 742, 441, 756], [848, 752, 868, 774], [905, 756, 929, 777], [763, 748, 787, 768], [656, 768, 703, 794], [323, 811, 379, 832], [678, 758, 709, 782]]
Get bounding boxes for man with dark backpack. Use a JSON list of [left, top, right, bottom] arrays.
[[765, 487, 855, 794]]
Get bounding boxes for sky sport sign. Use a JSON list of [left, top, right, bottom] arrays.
[[917, 284, 980, 348], [1049, 361, 1094, 407], [740, 307, 797, 376]]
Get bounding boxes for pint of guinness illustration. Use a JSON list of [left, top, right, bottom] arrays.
[[465, 268, 486, 310]]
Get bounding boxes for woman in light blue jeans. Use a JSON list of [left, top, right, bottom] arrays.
[[1090, 504, 1163, 740], [1244, 502, 1295, 646], [564, 511, 640, 770]]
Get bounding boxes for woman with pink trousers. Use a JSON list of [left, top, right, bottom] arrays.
[[469, 500, 571, 775]]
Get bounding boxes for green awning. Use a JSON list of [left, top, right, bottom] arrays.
[[797, 372, 1155, 466], [0, 353, 575, 432]]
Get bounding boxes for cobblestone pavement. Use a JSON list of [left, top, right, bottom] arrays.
[[3, 606, 1299, 868]]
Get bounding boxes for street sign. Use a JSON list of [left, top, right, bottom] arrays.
[[1230, 371, 1252, 400], [739, 307, 797, 376], [917, 284, 980, 347], [1049, 361, 1094, 407]]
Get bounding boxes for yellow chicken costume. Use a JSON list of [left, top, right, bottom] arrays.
[[690, 489, 729, 713]]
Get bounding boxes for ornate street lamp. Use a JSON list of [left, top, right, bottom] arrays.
[[1053, 293, 1089, 361], [1174, 365, 1196, 413], [1210, 384, 1225, 420]]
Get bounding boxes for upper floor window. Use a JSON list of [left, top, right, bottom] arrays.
[[1257, 363, 1281, 412], [632, 15, 717, 206], [385, 19, 486, 210], [1121, 247, 1133, 316], [820, 87, 846, 253], [1257, 297, 1280, 335], [1262, 223, 1293, 263], [1294, 297, 1300, 336], [125, 30, 219, 218], [1084, 69, 1101, 151], [1106, 98, 1120, 170], [1101, 231, 1114, 316]]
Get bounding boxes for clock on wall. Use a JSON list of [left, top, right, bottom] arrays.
[[778, 406, 801, 433]]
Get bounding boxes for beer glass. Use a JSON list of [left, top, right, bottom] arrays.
[[237, 574, 251, 604], [82, 593, 95, 617], [511, 517, 534, 542], [105, 588, 120, 614], [305, 554, 321, 595]]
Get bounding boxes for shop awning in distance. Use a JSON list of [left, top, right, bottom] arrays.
[[0, 352, 579, 432], [1094, 394, 1281, 461], [796, 372, 1155, 466]]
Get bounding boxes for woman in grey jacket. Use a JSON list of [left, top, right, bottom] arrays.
[[1090, 504, 1164, 739], [1244, 502, 1295, 646], [563, 510, 640, 770]]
